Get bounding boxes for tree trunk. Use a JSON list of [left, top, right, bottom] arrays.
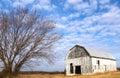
[[1, 63, 16, 78]]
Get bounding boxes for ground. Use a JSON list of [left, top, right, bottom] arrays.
[[16, 71, 120, 78]]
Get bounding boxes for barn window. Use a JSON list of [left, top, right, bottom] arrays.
[[97, 60, 100, 69], [96, 60, 100, 65], [70, 63, 73, 74]]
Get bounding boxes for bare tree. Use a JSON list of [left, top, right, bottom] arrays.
[[0, 8, 60, 78]]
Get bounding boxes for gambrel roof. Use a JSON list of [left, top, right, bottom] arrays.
[[66, 45, 115, 60]]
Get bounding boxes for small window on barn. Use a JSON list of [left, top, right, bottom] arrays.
[[70, 63, 73, 74], [96, 60, 100, 69], [96, 60, 100, 65]]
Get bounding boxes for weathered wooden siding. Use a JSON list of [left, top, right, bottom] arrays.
[[91, 57, 116, 73], [68, 46, 89, 59], [66, 57, 92, 75], [66, 46, 92, 75]]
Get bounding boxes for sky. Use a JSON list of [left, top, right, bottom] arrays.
[[0, 0, 120, 72]]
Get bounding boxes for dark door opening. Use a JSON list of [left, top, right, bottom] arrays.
[[70, 63, 73, 74], [75, 66, 81, 74]]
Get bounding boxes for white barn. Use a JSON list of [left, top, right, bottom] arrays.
[[65, 45, 117, 75]]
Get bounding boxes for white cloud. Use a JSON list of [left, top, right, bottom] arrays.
[[66, 0, 82, 4], [39, 0, 51, 4], [69, 13, 80, 18], [32, 4, 41, 10], [99, 0, 110, 5], [74, 2, 89, 10], [13, 0, 34, 8], [13, 1, 25, 8], [32, 0, 56, 11], [89, 0, 98, 11], [21, 0, 34, 5], [64, 0, 98, 15], [1, 0, 12, 3], [98, 6, 120, 25], [55, 23, 66, 29], [114, 39, 120, 43], [60, 12, 80, 22], [65, 0, 89, 11], [64, 0, 113, 15], [61, 16, 68, 22], [12, 0, 56, 11]]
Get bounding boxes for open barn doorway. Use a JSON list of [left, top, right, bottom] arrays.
[[75, 66, 81, 74]]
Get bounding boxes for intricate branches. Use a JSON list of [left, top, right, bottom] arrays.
[[0, 8, 60, 78]]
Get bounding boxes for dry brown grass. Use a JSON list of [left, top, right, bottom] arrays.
[[16, 71, 120, 78]]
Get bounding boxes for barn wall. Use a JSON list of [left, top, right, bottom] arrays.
[[91, 57, 117, 73], [66, 56, 92, 75]]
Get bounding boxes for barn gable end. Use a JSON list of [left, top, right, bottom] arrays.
[[67, 45, 90, 59]]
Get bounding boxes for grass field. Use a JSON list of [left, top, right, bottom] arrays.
[[17, 71, 120, 78]]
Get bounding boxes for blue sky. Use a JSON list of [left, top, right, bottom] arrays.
[[0, 0, 120, 71]]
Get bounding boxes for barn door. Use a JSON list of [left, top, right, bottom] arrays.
[[70, 63, 73, 73], [75, 66, 81, 74]]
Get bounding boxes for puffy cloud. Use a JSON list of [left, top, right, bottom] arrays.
[[64, 0, 89, 10], [99, 0, 110, 5], [66, 0, 82, 4], [21, 0, 34, 5], [32, 0, 57, 11], [2, 0, 56, 11], [60, 12, 80, 22], [64, 0, 112, 15], [13, 1, 25, 8], [98, 6, 120, 25], [61, 16, 68, 22], [55, 23, 66, 29], [13, 0, 34, 8]]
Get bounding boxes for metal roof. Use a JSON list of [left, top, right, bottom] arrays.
[[85, 47, 116, 60]]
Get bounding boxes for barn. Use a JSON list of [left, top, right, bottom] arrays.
[[65, 45, 117, 75]]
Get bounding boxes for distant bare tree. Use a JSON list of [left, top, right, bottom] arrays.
[[0, 8, 60, 78]]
